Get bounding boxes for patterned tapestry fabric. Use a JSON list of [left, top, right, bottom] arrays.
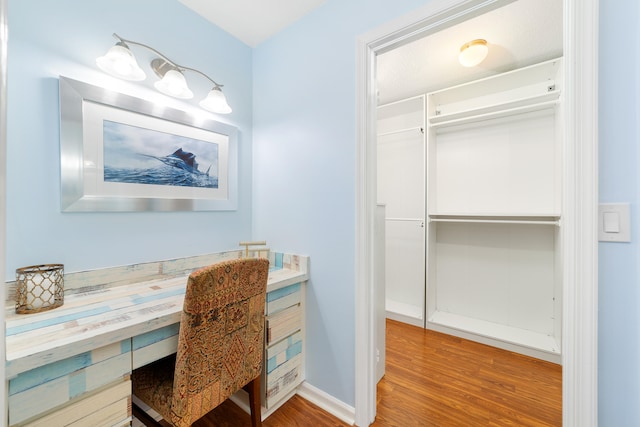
[[132, 258, 269, 427]]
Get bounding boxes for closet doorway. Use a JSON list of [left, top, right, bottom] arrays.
[[376, 0, 563, 358], [355, 0, 598, 426], [357, 0, 597, 424]]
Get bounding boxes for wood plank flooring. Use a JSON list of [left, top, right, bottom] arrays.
[[373, 319, 561, 426], [190, 319, 562, 426], [191, 394, 349, 427]]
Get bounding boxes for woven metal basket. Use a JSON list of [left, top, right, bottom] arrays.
[[15, 264, 64, 314]]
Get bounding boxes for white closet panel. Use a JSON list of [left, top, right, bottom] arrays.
[[434, 110, 557, 215], [378, 130, 424, 218], [377, 95, 426, 326], [385, 219, 424, 310], [435, 222, 556, 334]]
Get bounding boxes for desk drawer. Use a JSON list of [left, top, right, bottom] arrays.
[[23, 379, 131, 427], [266, 282, 301, 315], [265, 353, 302, 408], [266, 304, 302, 345], [8, 340, 131, 426], [267, 330, 303, 374], [266, 282, 302, 347]]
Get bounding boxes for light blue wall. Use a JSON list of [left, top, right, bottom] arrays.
[[598, 0, 640, 424], [6, 0, 253, 275], [252, 0, 425, 406], [252, 0, 640, 421]]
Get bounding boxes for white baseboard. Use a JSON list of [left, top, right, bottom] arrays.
[[228, 388, 298, 421], [296, 381, 355, 425], [386, 310, 424, 327]]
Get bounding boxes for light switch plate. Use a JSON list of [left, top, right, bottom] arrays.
[[603, 212, 620, 233], [599, 203, 631, 242]]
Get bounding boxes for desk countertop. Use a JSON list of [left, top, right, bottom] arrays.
[[6, 267, 307, 379]]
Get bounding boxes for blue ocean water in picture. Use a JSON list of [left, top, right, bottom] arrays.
[[103, 120, 220, 189], [104, 165, 218, 188]]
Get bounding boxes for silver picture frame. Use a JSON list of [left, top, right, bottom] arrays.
[[59, 76, 238, 212]]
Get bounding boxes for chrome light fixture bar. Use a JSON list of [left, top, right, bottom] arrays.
[[96, 33, 232, 114]]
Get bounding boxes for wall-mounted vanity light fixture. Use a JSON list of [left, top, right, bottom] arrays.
[[458, 39, 488, 67], [96, 33, 232, 114]]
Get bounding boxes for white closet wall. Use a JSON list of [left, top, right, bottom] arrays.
[[377, 96, 425, 326]]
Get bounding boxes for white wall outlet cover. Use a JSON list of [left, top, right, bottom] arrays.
[[598, 203, 631, 242]]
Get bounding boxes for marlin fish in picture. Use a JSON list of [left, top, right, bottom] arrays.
[[142, 148, 212, 176]]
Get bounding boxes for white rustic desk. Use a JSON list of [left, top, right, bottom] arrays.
[[5, 251, 308, 426]]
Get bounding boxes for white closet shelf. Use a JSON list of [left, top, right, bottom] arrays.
[[378, 95, 425, 118], [428, 311, 561, 358], [430, 218, 559, 225], [428, 213, 560, 225], [428, 91, 560, 129]]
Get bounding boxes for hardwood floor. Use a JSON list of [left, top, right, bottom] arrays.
[[188, 319, 562, 426], [372, 319, 561, 426], [191, 394, 349, 427]]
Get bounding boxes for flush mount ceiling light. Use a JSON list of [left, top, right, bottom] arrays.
[[458, 39, 488, 67], [96, 33, 232, 114]]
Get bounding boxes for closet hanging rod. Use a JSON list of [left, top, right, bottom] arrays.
[[377, 126, 424, 138], [429, 100, 559, 129], [386, 217, 424, 222]]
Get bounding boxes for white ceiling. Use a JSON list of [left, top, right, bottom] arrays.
[[178, 0, 327, 47], [178, 0, 562, 104], [377, 0, 563, 104]]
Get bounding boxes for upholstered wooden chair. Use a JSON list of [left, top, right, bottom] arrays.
[[132, 258, 270, 427]]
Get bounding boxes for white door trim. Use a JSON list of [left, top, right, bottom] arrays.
[[1, 0, 8, 421], [560, 0, 599, 424], [354, 0, 598, 425]]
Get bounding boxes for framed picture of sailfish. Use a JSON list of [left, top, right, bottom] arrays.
[[59, 76, 237, 212]]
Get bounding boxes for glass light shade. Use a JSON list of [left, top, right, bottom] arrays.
[[154, 69, 194, 99], [199, 87, 232, 114], [458, 39, 488, 67], [96, 44, 146, 81]]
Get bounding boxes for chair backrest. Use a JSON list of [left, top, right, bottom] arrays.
[[169, 258, 270, 426]]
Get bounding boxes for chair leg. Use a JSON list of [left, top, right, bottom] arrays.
[[243, 376, 262, 427]]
